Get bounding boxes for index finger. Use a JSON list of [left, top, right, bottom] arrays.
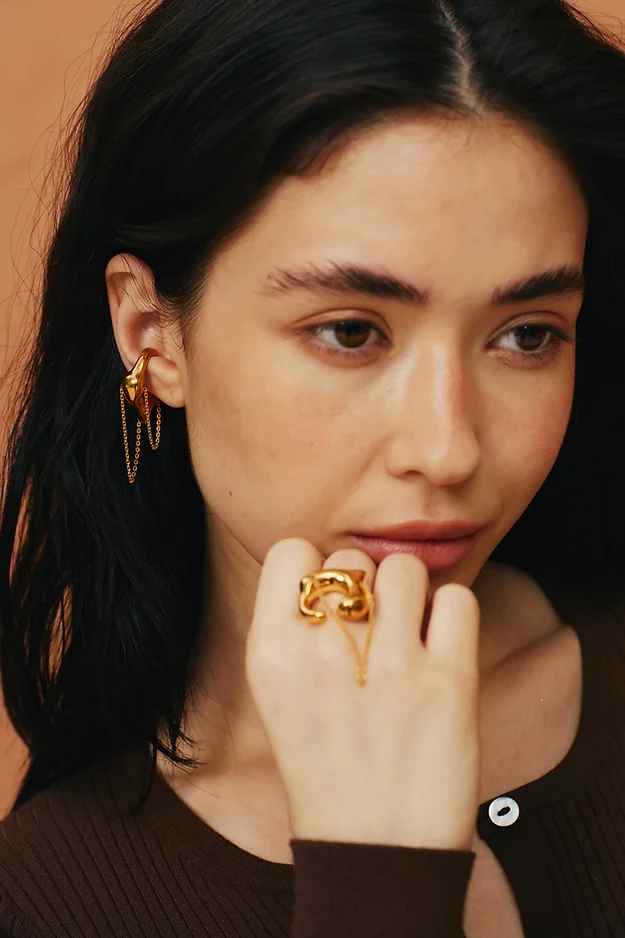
[[251, 537, 324, 639]]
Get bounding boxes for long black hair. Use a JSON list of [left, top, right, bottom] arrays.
[[1, 0, 625, 812]]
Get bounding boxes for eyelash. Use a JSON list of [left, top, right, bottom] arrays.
[[302, 319, 573, 363]]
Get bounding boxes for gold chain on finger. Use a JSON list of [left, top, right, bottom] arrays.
[[316, 585, 375, 686]]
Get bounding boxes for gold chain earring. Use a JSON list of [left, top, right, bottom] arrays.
[[120, 348, 162, 484]]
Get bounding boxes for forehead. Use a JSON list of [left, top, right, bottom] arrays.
[[207, 113, 588, 311], [302, 113, 585, 227]]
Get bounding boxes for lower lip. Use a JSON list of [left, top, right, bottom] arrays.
[[347, 533, 478, 572]]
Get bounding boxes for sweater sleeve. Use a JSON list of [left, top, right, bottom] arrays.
[[290, 840, 474, 938]]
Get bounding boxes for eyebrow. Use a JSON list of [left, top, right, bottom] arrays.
[[263, 261, 585, 306]]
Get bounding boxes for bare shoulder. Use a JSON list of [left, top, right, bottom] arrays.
[[473, 561, 570, 674], [474, 563, 583, 799]]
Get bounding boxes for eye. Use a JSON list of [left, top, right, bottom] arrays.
[[493, 324, 570, 357], [303, 319, 386, 356]]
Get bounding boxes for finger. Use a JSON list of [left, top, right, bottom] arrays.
[[425, 583, 480, 679], [251, 537, 324, 640], [369, 552, 430, 663], [323, 547, 377, 591], [300, 548, 378, 676]]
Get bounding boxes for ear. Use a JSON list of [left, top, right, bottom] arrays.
[[105, 253, 186, 408]]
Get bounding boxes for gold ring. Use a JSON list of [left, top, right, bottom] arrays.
[[298, 569, 374, 685]]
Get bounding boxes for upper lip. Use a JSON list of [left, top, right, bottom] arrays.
[[349, 520, 483, 541]]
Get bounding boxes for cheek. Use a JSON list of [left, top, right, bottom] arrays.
[[493, 368, 575, 515], [181, 345, 368, 553]]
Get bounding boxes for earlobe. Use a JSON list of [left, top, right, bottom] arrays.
[[105, 253, 187, 409]]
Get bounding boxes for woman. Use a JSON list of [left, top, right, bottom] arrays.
[[1, 0, 625, 935]]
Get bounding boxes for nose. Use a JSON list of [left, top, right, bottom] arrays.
[[384, 345, 481, 486]]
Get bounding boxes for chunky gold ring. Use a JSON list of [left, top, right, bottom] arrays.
[[298, 569, 374, 686], [299, 569, 372, 623]]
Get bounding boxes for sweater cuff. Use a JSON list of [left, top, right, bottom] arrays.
[[290, 840, 474, 938]]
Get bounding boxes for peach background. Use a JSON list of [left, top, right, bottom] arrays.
[[0, 0, 128, 815], [1, 0, 624, 817]]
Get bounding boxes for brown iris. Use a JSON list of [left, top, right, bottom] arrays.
[[513, 325, 550, 352], [333, 320, 373, 348]]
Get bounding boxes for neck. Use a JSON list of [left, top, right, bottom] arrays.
[[164, 516, 272, 778]]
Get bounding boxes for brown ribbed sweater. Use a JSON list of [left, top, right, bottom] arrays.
[[1, 581, 625, 937]]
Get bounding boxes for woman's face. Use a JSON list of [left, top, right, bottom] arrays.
[[175, 113, 587, 590]]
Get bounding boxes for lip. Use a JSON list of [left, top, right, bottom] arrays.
[[346, 521, 483, 573], [350, 519, 483, 541]]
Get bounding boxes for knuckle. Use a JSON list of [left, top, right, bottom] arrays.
[[315, 636, 348, 671], [372, 653, 408, 679], [247, 634, 294, 681]]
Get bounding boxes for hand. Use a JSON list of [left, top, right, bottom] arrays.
[[246, 538, 480, 852]]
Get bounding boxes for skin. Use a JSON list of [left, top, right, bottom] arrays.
[[106, 111, 587, 888]]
